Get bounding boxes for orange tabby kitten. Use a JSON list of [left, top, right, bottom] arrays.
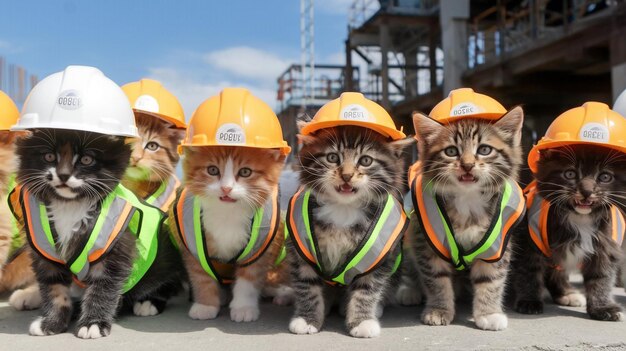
[[122, 113, 185, 210], [170, 146, 289, 322]]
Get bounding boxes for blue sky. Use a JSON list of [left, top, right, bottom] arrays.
[[0, 0, 356, 115]]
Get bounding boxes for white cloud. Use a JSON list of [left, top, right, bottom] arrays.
[[203, 46, 292, 82], [0, 39, 21, 53]]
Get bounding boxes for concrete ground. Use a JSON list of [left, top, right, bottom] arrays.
[[1, 283, 625, 351]]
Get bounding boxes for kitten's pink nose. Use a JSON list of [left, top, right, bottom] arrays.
[[130, 156, 140, 165], [221, 186, 232, 195], [341, 173, 353, 182]]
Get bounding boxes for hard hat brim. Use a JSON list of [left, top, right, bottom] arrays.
[[300, 120, 406, 140], [134, 110, 187, 129], [178, 143, 291, 156], [10, 123, 139, 138], [528, 140, 626, 173]]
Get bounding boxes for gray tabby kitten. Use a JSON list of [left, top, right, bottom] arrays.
[[288, 125, 412, 338], [410, 108, 524, 331]]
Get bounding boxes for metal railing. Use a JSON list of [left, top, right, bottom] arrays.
[[468, 0, 623, 69], [349, 0, 439, 29]]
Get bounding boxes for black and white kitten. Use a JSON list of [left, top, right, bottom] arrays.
[[288, 125, 412, 338], [513, 145, 625, 321], [15, 129, 182, 339]]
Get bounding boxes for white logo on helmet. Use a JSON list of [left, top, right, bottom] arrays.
[[57, 90, 82, 110], [579, 123, 609, 143], [450, 103, 481, 117], [340, 104, 371, 121], [134, 95, 160, 113], [216, 123, 246, 145]]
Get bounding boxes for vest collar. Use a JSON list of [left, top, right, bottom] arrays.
[[145, 175, 180, 211]]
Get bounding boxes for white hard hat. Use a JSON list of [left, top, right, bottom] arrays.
[[12, 65, 138, 137], [615, 89, 626, 118]]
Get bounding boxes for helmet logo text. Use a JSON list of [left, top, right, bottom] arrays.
[[57, 90, 82, 110], [580, 123, 609, 143], [451, 103, 480, 117], [135, 95, 160, 113], [340, 104, 370, 121], [216, 123, 246, 145]]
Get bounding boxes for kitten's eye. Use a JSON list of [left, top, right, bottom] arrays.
[[238, 167, 252, 178], [477, 145, 493, 156], [207, 166, 220, 176], [326, 153, 339, 164], [358, 155, 373, 167], [443, 147, 459, 157], [80, 155, 94, 166], [44, 153, 56, 162], [598, 172, 613, 183], [145, 141, 160, 151], [563, 170, 577, 180]]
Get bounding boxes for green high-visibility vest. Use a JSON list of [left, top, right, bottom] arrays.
[[11, 184, 163, 293], [144, 175, 180, 212], [6, 174, 22, 259], [410, 173, 525, 270], [286, 187, 407, 286], [172, 186, 280, 285]]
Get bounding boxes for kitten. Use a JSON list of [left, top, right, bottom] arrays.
[[409, 108, 524, 331], [513, 145, 625, 321], [170, 146, 288, 322], [12, 129, 182, 338], [287, 125, 412, 338], [0, 130, 38, 297], [122, 113, 185, 211]]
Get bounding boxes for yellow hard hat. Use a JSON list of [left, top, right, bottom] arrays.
[[0, 90, 19, 131], [180, 87, 291, 155], [528, 102, 626, 173], [122, 78, 186, 129], [430, 88, 507, 124], [300, 92, 405, 140]]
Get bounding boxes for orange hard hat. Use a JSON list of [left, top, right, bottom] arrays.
[[429, 88, 507, 124], [180, 87, 291, 155], [122, 79, 186, 129], [0, 90, 19, 131], [300, 92, 405, 140], [528, 102, 626, 173]]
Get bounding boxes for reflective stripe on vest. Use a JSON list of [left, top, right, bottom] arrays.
[[173, 186, 280, 284], [410, 173, 525, 270], [526, 181, 625, 257], [7, 174, 22, 258], [286, 187, 407, 285], [13, 184, 163, 292], [145, 175, 180, 212]]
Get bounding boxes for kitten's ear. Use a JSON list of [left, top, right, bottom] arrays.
[[412, 111, 442, 145], [388, 136, 416, 159], [267, 149, 286, 162], [494, 106, 524, 144], [169, 126, 186, 142], [296, 132, 317, 146]]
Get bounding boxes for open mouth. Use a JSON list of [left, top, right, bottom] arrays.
[[219, 195, 237, 203], [574, 199, 595, 213], [335, 183, 357, 194], [55, 184, 70, 189], [458, 174, 477, 183]]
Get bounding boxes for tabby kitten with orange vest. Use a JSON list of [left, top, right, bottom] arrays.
[[170, 88, 291, 322]]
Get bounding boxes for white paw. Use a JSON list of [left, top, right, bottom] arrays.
[[289, 317, 319, 334], [555, 292, 586, 307], [10, 288, 42, 311], [133, 301, 158, 317], [29, 317, 45, 336], [349, 319, 381, 338], [395, 284, 422, 306], [188, 303, 219, 320], [475, 313, 508, 331], [76, 324, 109, 339], [230, 306, 260, 322]]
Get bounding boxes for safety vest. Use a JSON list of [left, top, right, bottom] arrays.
[[408, 163, 525, 270], [144, 175, 180, 212], [286, 187, 407, 286], [9, 184, 163, 293], [172, 186, 280, 285], [6, 174, 22, 259], [526, 181, 625, 257]]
